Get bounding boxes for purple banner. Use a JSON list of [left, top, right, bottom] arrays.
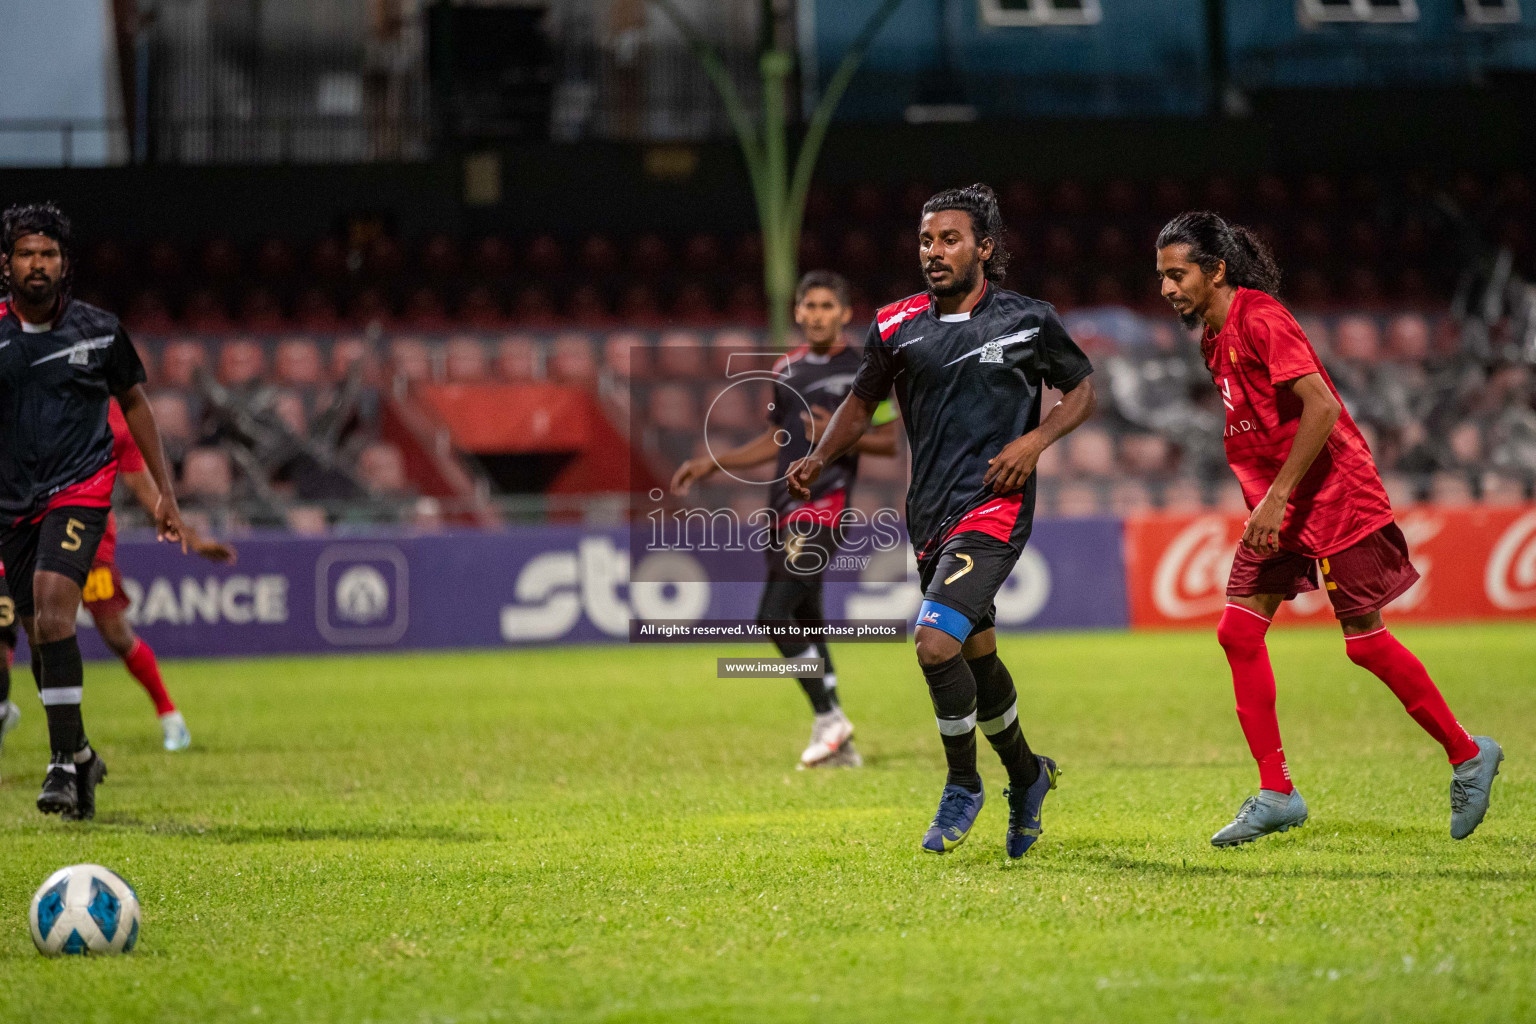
[[46, 518, 1126, 659]]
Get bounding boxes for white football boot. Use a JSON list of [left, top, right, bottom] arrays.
[[799, 708, 855, 768], [160, 711, 191, 752]]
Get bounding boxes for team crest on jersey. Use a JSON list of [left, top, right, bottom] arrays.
[[70, 347, 90, 366], [979, 340, 1006, 364]]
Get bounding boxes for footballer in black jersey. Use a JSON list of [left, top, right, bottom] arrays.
[[672, 271, 897, 768], [789, 185, 1096, 857], [0, 203, 184, 820]]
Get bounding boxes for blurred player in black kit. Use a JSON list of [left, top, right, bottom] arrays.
[[789, 185, 1096, 857], [0, 203, 185, 820], [672, 271, 897, 768]]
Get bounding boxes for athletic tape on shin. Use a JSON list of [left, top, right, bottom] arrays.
[[978, 702, 1018, 736], [915, 600, 973, 643], [39, 687, 83, 706], [935, 711, 978, 736]]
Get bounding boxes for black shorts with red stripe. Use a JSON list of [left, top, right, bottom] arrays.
[[915, 532, 1020, 642]]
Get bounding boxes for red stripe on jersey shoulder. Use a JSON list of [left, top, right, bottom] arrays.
[[772, 344, 810, 375], [875, 293, 931, 341]]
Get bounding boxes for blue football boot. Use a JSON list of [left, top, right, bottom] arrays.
[[1004, 755, 1059, 859], [921, 783, 985, 854]]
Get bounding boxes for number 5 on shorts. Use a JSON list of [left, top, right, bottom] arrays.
[[61, 518, 85, 552]]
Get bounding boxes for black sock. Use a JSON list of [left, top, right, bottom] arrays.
[[776, 638, 836, 715], [38, 638, 86, 760], [0, 657, 10, 705], [969, 651, 1040, 789], [30, 648, 42, 693], [923, 652, 981, 792]]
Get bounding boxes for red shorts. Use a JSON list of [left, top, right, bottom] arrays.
[[82, 560, 131, 617], [1226, 521, 1419, 619]]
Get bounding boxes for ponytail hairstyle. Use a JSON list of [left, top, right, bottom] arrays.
[[921, 183, 1012, 284], [1155, 210, 1281, 295]]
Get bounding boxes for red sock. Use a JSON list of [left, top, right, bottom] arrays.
[[1345, 627, 1478, 764], [123, 639, 176, 716], [1217, 604, 1293, 793]]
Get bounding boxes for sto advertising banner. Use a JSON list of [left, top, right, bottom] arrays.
[[1123, 506, 1536, 628], [70, 517, 1127, 659]]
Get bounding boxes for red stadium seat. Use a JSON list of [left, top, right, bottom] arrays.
[[511, 286, 559, 328], [703, 380, 762, 432], [647, 382, 699, 432], [388, 337, 433, 383], [549, 332, 598, 386], [731, 233, 763, 273], [495, 334, 544, 382], [797, 233, 827, 269], [293, 288, 344, 332], [1043, 226, 1079, 266], [599, 331, 648, 381], [217, 338, 267, 388], [350, 287, 396, 330], [683, 234, 723, 274], [183, 289, 233, 332], [1253, 174, 1289, 215], [254, 238, 297, 282], [1110, 480, 1154, 517], [1050, 180, 1090, 218], [1151, 177, 1190, 217], [723, 282, 765, 325], [1065, 427, 1116, 477], [673, 283, 718, 325], [85, 239, 129, 284], [1000, 181, 1040, 219], [579, 234, 621, 275], [1334, 315, 1382, 363], [307, 237, 349, 284], [1299, 172, 1339, 212], [329, 335, 378, 383], [362, 236, 405, 282], [1344, 267, 1385, 307], [1089, 273, 1128, 308], [1288, 269, 1331, 310], [274, 337, 325, 386], [629, 234, 670, 277], [709, 329, 756, 376], [1094, 226, 1133, 267], [899, 181, 935, 215], [401, 287, 451, 332], [181, 447, 234, 500], [658, 330, 708, 378], [146, 240, 183, 283], [525, 235, 565, 276], [444, 335, 490, 383], [201, 237, 242, 281], [1119, 432, 1172, 475], [837, 230, 880, 275], [849, 183, 887, 223], [459, 285, 506, 329], [804, 184, 836, 222], [1200, 176, 1240, 215], [470, 235, 514, 279], [238, 287, 288, 332], [1039, 273, 1079, 312], [148, 391, 194, 446], [125, 290, 177, 335], [158, 338, 207, 389], [617, 284, 664, 327], [418, 233, 462, 279], [566, 284, 613, 327], [1054, 481, 1102, 517]]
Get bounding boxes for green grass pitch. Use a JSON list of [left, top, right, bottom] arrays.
[[0, 623, 1532, 1022]]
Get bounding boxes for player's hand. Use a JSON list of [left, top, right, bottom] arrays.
[[669, 456, 718, 496], [186, 525, 238, 565], [155, 494, 187, 553], [984, 435, 1044, 494], [800, 406, 832, 444], [785, 455, 825, 501], [1242, 492, 1287, 555]]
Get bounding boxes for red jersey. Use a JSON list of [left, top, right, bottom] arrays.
[[1204, 288, 1394, 558], [94, 403, 147, 566]]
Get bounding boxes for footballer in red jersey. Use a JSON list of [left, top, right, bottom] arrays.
[[1155, 210, 1502, 847], [80, 402, 237, 751]]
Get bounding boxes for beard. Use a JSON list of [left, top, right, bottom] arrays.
[[926, 260, 980, 299], [14, 274, 59, 306], [1179, 309, 1203, 330]]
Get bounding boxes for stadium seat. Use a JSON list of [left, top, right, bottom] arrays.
[[146, 240, 184, 283], [1066, 427, 1116, 477], [1000, 181, 1040, 219], [673, 282, 718, 325], [1159, 476, 1205, 512], [549, 332, 598, 386], [329, 336, 378, 383], [1104, 178, 1145, 217], [1109, 479, 1154, 516], [402, 288, 451, 332], [254, 237, 297, 283], [797, 233, 827, 269], [1345, 267, 1386, 307], [1151, 177, 1190, 217], [495, 334, 544, 382], [646, 382, 699, 433], [580, 234, 621, 275], [217, 338, 267, 388], [308, 237, 349, 284], [183, 288, 233, 332], [1201, 176, 1240, 215], [723, 282, 765, 325], [1033, 442, 1064, 478], [1253, 174, 1289, 215], [683, 234, 723, 275], [200, 237, 242, 282], [362, 236, 405, 283], [838, 229, 881, 275], [657, 331, 708, 377], [387, 336, 434, 383], [293, 288, 344, 332], [709, 330, 756, 376], [1094, 226, 1133, 267], [629, 234, 670, 277], [603, 332, 652, 380], [148, 391, 194, 451], [1089, 274, 1129, 308], [1055, 481, 1102, 517], [286, 505, 330, 535], [1480, 472, 1528, 506], [1119, 432, 1172, 475], [470, 235, 514, 279], [1044, 226, 1079, 266], [849, 183, 887, 223], [1429, 471, 1476, 508], [1334, 316, 1382, 363], [617, 284, 665, 327], [445, 335, 490, 383], [238, 287, 288, 332], [703, 381, 759, 432], [124, 290, 177, 335], [158, 338, 207, 389], [358, 442, 412, 497], [511, 285, 559, 328], [525, 235, 565, 276], [567, 284, 613, 327], [1050, 180, 1090, 218], [418, 233, 462, 279], [274, 337, 325, 386], [181, 446, 234, 500], [351, 287, 396, 329], [459, 285, 506, 329], [731, 233, 763, 273], [271, 389, 308, 435]]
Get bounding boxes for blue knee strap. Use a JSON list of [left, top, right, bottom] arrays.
[[916, 600, 973, 643]]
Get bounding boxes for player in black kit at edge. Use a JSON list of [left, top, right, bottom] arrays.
[[787, 185, 1097, 858]]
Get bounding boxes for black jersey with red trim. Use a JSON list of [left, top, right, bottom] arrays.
[[0, 299, 147, 523], [767, 342, 863, 517], [850, 283, 1092, 558]]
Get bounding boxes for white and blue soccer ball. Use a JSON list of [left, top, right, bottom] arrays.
[[29, 864, 141, 957]]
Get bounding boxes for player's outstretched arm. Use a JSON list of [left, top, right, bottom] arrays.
[[116, 383, 186, 550], [1241, 372, 1340, 555], [984, 376, 1098, 495], [670, 429, 782, 495], [786, 393, 879, 500]]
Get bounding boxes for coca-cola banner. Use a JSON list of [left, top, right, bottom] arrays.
[[1124, 505, 1536, 628]]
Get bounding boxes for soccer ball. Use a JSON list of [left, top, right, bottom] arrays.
[[28, 864, 141, 957]]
